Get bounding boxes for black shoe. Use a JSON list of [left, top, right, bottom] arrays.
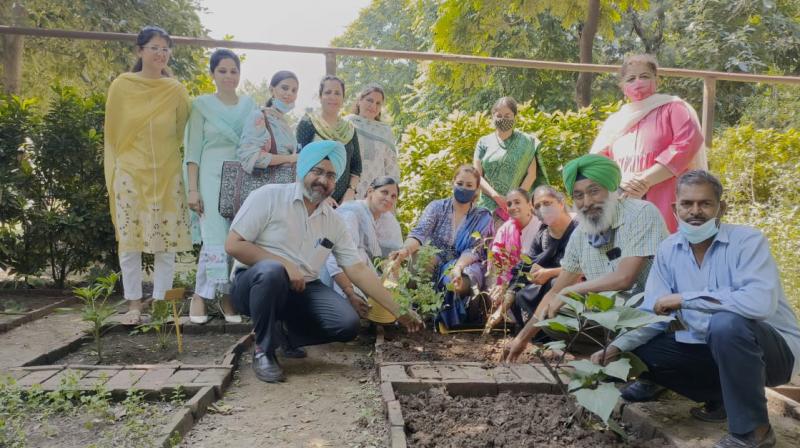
[[620, 380, 666, 402], [252, 351, 285, 383], [690, 401, 727, 423], [279, 346, 307, 359]]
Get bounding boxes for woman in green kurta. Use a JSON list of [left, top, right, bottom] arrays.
[[473, 96, 548, 221], [184, 49, 256, 323]]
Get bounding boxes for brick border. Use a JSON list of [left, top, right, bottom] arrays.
[[0, 295, 78, 333]]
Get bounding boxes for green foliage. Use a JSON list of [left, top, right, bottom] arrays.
[[380, 245, 444, 318], [73, 272, 119, 364], [710, 124, 800, 309], [534, 291, 671, 426], [135, 300, 175, 351], [4, 0, 209, 103], [397, 103, 611, 232], [0, 87, 117, 287]]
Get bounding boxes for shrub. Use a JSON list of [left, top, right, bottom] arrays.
[[710, 125, 800, 309]]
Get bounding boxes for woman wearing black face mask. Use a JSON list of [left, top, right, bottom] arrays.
[[389, 165, 494, 331], [473, 96, 548, 222]]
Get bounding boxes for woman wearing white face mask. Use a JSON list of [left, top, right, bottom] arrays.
[[511, 185, 577, 326], [590, 54, 705, 233], [237, 70, 300, 175]]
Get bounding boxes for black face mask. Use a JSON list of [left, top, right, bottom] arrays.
[[494, 118, 515, 132]]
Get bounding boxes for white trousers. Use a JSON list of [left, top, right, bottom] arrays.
[[194, 253, 231, 300], [119, 251, 176, 300]]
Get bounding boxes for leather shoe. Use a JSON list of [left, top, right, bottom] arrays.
[[252, 351, 285, 383], [280, 346, 307, 358], [620, 380, 665, 402], [690, 401, 727, 423]]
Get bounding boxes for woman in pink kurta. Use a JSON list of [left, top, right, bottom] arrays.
[[591, 54, 705, 232]]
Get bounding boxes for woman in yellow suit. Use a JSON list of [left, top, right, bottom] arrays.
[[104, 26, 192, 324]]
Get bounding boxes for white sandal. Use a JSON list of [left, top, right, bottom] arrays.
[[189, 295, 209, 324]]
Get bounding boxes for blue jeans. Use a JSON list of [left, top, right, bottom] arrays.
[[231, 260, 360, 354], [633, 311, 794, 435]]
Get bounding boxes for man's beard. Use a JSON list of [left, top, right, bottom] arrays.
[[303, 182, 331, 204], [576, 192, 619, 236]]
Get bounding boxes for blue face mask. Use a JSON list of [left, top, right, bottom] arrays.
[[272, 97, 295, 113], [453, 186, 477, 204], [677, 215, 720, 244]]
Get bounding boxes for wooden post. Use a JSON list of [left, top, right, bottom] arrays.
[[1, 3, 26, 95], [702, 77, 717, 148], [325, 52, 336, 76]]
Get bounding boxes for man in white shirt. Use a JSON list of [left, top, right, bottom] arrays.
[[225, 140, 422, 383]]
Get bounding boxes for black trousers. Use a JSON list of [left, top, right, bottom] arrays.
[[633, 311, 794, 435], [231, 260, 360, 354]]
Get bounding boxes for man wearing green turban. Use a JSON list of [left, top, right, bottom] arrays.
[[562, 154, 622, 194], [505, 153, 668, 363]]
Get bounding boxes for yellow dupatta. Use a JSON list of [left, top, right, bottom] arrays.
[[103, 73, 192, 251]]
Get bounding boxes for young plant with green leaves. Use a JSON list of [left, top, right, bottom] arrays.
[[72, 272, 119, 364], [135, 300, 174, 351], [533, 291, 672, 432], [379, 244, 444, 319]]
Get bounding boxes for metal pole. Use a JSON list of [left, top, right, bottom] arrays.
[[325, 52, 336, 76], [702, 77, 717, 148]]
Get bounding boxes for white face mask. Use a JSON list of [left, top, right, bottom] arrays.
[[677, 215, 720, 244], [537, 205, 560, 226]]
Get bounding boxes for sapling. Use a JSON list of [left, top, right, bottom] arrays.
[[532, 291, 672, 433], [135, 300, 173, 351], [72, 272, 119, 364], [379, 244, 444, 320]]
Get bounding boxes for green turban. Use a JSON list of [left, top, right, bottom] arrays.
[[562, 154, 622, 194]]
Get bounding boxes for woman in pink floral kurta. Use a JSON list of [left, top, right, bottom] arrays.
[[591, 54, 705, 233]]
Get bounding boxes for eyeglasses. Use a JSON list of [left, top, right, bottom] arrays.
[[309, 167, 337, 182], [142, 46, 171, 55]]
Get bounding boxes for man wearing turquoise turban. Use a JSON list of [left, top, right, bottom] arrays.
[[225, 140, 423, 383], [505, 153, 668, 363]]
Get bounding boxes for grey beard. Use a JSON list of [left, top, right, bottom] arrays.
[[303, 185, 328, 204], [575, 192, 619, 236]]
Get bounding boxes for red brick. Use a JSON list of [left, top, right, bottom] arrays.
[[380, 381, 396, 403], [380, 364, 409, 382], [390, 426, 407, 448], [16, 369, 61, 387], [184, 386, 216, 419], [105, 369, 147, 390], [77, 369, 119, 387], [191, 368, 230, 386], [387, 400, 404, 427], [164, 369, 201, 386], [41, 369, 88, 390], [134, 368, 175, 391]]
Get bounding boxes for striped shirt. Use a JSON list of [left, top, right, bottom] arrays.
[[560, 198, 668, 296]]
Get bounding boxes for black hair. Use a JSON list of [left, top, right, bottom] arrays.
[[319, 75, 346, 97], [506, 188, 530, 201], [491, 96, 518, 116], [265, 70, 299, 107], [132, 25, 173, 76], [209, 48, 240, 73], [677, 170, 723, 202], [353, 84, 386, 121], [369, 176, 400, 193], [620, 53, 659, 78]]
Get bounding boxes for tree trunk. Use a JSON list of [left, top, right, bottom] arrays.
[[1, 3, 26, 95], [576, 0, 600, 107]]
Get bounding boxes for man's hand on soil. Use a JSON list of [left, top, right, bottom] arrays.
[[502, 336, 528, 363], [398, 310, 424, 333], [590, 345, 621, 366]]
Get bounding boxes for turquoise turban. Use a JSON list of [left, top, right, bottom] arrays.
[[562, 154, 622, 194], [297, 140, 347, 181]]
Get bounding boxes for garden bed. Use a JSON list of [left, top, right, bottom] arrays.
[[398, 387, 673, 448], [379, 326, 535, 364], [0, 289, 77, 333]]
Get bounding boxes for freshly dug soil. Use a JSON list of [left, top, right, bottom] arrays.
[[399, 388, 672, 448], [0, 295, 71, 324], [58, 331, 243, 365], [381, 326, 536, 364]]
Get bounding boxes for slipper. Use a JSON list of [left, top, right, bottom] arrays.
[[119, 309, 142, 326]]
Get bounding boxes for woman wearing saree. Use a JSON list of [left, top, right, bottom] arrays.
[[296, 76, 362, 206], [104, 26, 191, 324], [184, 49, 256, 324], [321, 176, 404, 318], [590, 53, 705, 232], [474, 96, 547, 221], [345, 85, 400, 198], [389, 165, 494, 330]]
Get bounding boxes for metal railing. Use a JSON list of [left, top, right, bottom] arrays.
[[3, 25, 800, 147]]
